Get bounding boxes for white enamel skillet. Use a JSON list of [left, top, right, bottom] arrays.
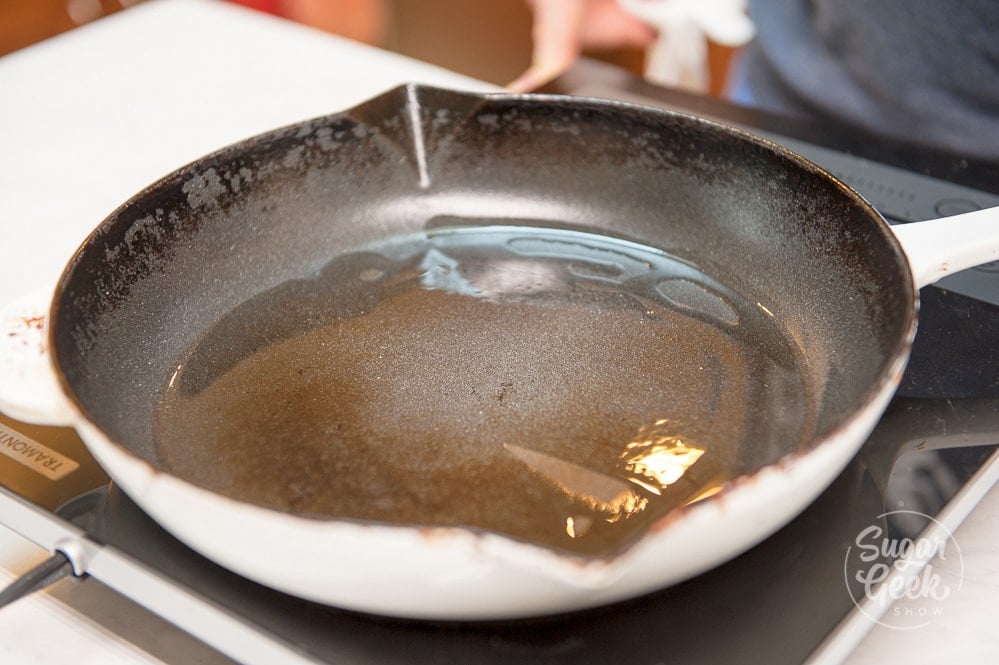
[[1, 86, 997, 619]]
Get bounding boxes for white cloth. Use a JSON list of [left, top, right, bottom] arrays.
[[618, 0, 755, 91]]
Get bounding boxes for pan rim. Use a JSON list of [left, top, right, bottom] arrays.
[[46, 85, 921, 563]]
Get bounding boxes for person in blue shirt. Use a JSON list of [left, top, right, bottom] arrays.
[[511, 0, 999, 161]]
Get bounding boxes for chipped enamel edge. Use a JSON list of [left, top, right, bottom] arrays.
[[0, 288, 76, 427]]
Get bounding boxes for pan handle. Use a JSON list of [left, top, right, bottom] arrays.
[[0, 288, 76, 427], [859, 395, 999, 497], [890, 205, 999, 289]]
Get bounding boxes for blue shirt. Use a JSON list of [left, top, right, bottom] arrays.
[[730, 0, 999, 160]]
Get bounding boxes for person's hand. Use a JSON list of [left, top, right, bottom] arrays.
[[508, 0, 657, 93]]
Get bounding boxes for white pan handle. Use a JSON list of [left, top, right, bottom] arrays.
[[890, 206, 999, 289], [0, 288, 76, 427]]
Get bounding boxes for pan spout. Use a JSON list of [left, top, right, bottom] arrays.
[[344, 83, 494, 191]]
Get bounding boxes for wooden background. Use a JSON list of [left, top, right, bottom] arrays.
[[1, 0, 734, 94]]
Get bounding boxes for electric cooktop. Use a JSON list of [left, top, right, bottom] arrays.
[[1, 60, 997, 665]]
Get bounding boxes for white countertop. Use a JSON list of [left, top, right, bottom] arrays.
[[0, 1, 996, 663]]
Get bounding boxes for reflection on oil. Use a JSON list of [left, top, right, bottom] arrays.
[[684, 484, 725, 506], [155, 225, 815, 558], [505, 443, 648, 522], [507, 417, 709, 545], [657, 279, 738, 326], [565, 516, 586, 538], [419, 248, 479, 295], [622, 419, 705, 495]]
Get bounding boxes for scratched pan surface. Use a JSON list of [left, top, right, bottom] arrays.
[[44, 85, 913, 618]]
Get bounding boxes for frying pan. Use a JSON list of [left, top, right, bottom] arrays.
[[1, 85, 997, 619]]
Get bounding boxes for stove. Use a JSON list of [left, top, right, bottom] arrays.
[[1, 57, 997, 665]]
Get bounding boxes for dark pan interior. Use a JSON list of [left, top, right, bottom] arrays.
[[51, 85, 914, 479]]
